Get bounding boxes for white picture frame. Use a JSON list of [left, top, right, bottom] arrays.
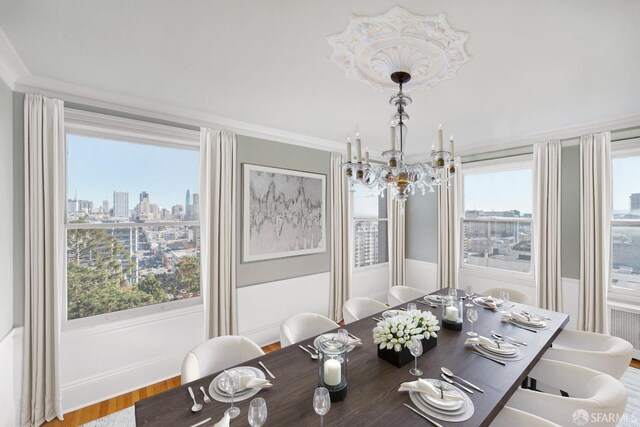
[[243, 164, 326, 262]]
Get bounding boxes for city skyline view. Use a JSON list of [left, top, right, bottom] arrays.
[[66, 134, 199, 210]]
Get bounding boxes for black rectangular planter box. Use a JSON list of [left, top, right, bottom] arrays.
[[377, 337, 437, 368]]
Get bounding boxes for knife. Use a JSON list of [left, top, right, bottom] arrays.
[[258, 361, 276, 379], [508, 320, 538, 333], [404, 403, 444, 427], [470, 350, 506, 366], [189, 417, 211, 427]]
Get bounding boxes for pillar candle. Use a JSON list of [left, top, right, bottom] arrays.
[[450, 135, 455, 158], [445, 305, 459, 322], [323, 359, 341, 387], [356, 134, 362, 162], [346, 141, 352, 162]]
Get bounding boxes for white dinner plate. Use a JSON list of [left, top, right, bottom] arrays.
[[473, 344, 523, 361], [416, 393, 466, 415], [473, 296, 505, 307], [408, 379, 474, 422], [511, 317, 547, 328], [208, 366, 265, 403], [313, 333, 356, 352], [382, 309, 403, 318], [424, 295, 446, 303], [478, 342, 518, 356]]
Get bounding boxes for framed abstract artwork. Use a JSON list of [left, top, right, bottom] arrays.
[[242, 164, 326, 262]]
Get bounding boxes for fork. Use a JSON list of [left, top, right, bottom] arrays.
[[199, 386, 211, 403]]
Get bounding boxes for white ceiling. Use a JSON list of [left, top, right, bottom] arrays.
[[1, 0, 639, 155]]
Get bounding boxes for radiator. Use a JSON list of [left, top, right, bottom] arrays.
[[609, 304, 640, 359]]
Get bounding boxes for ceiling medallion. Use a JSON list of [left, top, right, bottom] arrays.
[[327, 6, 470, 90]]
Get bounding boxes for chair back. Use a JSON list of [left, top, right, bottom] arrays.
[[343, 297, 387, 324], [387, 286, 425, 306], [181, 335, 264, 384], [280, 313, 340, 347], [483, 287, 531, 304]]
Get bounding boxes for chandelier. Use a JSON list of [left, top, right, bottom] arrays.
[[341, 71, 457, 205]]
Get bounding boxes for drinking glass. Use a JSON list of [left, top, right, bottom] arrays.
[[466, 308, 478, 337], [313, 387, 331, 427], [336, 329, 349, 346], [248, 397, 267, 427], [407, 302, 417, 312], [219, 371, 241, 419], [406, 337, 423, 376], [465, 286, 474, 307], [500, 290, 510, 306]]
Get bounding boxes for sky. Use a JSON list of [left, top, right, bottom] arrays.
[[464, 168, 532, 213], [613, 156, 640, 212], [67, 134, 199, 209]]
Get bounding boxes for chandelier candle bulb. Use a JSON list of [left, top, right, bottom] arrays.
[[356, 136, 362, 162], [390, 126, 396, 151], [365, 148, 370, 165], [438, 124, 444, 151], [347, 140, 352, 162], [450, 136, 455, 158]]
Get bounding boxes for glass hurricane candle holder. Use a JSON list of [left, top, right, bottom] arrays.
[[317, 339, 347, 402], [441, 297, 463, 331]]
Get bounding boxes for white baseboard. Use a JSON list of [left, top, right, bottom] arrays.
[[0, 327, 24, 427]]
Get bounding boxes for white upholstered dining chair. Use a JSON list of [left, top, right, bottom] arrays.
[[387, 286, 425, 306], [181, 335, 265, 384], [482, 287, 531, 304], [506, 359, 627, 427], [279, 313, 340, 347], [541, 329, 633, 379], [343, 297, 388, 324], [490, 406, 561, 427]]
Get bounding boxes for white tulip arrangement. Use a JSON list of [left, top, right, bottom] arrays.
[[373, 310, 440, 352]]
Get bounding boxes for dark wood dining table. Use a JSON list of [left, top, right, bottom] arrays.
[[135, 289, 569, 426]]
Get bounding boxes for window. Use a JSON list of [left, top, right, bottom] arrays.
[[611, 141, 640, 294], [352, 184, 388, 268], [461, 159, 533, 275], [64, 113, 201, 322]]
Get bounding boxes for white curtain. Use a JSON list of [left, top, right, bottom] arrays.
[[389, 198, 406, 287], [200, 128, 237, 338], [22, 94, 65, 426], [533, 141, 563, 311], [579, 132, 612, 334], [437, 160, 461, 289], [329, 152, 352, 322]]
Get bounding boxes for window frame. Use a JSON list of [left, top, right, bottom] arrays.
[[458, 155, 535, 287], [351, 183, 389, 271], [62, 109, 203, 330], [609, 138, 640, 304]]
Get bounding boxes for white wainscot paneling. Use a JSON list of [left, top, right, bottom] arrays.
[[405, 260, 438, 295], [0, 327, 23, 427], [237, 272, 331, 347], [352, 264, 390, 303], [60, 305, 204, 412]]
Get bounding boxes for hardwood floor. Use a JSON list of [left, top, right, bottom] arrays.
[[40, 346, 637, 426], [42, 342, 282, 427]]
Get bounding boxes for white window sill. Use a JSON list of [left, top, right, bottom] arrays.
[[459, 265, 535, 287], [353, 262, 390, 273], [62, 300, 204, 338]]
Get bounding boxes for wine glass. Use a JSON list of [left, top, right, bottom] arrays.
[[465, 286, 474, 307], [406, 337, 423, 376], [248, 397, 267, 427], [407, 302, 417, 312], [336, 329, 349, 346], [500, 290, 510, 306], [448, 287, 457, 300], [218, 371, 241, 419], [313, 387, 331, 427], [467, 308, 478, 337]]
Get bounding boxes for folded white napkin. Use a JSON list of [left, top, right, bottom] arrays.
[[398, 379, 465, 402], [213, 414, 230, 427], [240, 375, 272, 390], [501, 311, 544, 326], [465, 335, 517, 351], [482, 295, 497, 309]]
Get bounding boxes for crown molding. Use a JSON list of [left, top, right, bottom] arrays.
[[405, 113, 640, 163], [15, 74, 344, 153], [0, 26, 29, 90]]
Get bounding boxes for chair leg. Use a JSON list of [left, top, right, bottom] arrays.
[[560, 390, 569, 397]]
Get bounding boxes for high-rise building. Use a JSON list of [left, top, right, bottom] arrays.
[[102, 200, 109, 215], [77, 200, 93, 213], [185, 189, 192, 220], [140, 191, 149, 202], [631, 193, 640, 211], [113, 191, 129, 219], [192, 193, 200, 220]]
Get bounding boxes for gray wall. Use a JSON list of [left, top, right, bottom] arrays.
[[12, 92, 24, 327], [561, 145, 580, 279], [0, 80, 13, 337], [405, 192, 438, 263], [236, 135, 331, 287]]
